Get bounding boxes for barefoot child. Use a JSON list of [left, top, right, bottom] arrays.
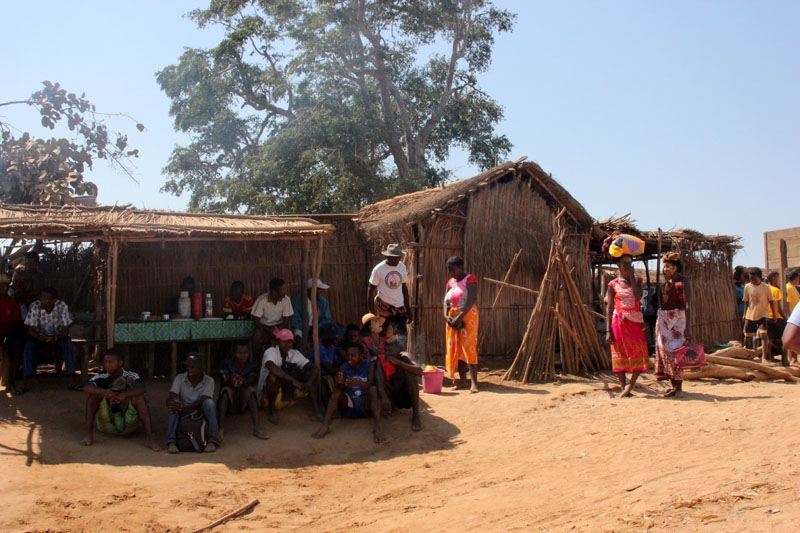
[[312, 342, 384, 443], [81, 351, 160, 451], [375, 336, 423, 431], [217, 342, 268, 440]]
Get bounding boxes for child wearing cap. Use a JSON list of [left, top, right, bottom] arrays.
[[291, 278, 333, 339]]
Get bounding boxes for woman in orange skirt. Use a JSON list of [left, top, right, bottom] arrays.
[[443, 256, 479, 393]]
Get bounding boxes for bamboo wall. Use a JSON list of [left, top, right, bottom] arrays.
[[682, 249, 741, 347], [377, 176, 595, 363]]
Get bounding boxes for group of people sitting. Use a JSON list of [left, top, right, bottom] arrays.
[[81, 326, 422, 452]]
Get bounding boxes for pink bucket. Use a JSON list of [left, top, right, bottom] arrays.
[[422, 368, 445, 394]]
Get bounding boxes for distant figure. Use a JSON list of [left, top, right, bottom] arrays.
[[217, 342, 268, 440], [165, 353, 221, 454], [368, 244, 412, 337], [743, 267, 777, 363], [10, 251, 44, 313], [654, 253, 692, 398], [605, 254, 649, 398], [222, 281, 254, 319], [443, 256, 479, 393], [291, 278, 332, 339], [81, 351, 160, 451], [312, 342, 383, 443], [733, 265, 748, 320]]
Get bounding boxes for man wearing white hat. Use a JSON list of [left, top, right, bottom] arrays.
[[367, 244, 412, 336], [291, 277, 333, 339]]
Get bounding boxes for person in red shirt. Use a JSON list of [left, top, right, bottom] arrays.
[[222, 281, 254, 319], [0, 275, 23, 394]]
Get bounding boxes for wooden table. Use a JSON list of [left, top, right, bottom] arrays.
[[114, 319, 253, 378]]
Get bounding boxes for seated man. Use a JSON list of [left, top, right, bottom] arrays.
[[80, 351, 160, 451], [165, 353, 221, 453], [218, 342, 268, 440], [257, 328, 322, 424], [222, 281, 254, 319], [313, 342, 383, 443], [251, 278, 294, 356], [291, 278, 333, 339], [21, 286, 78, 390], [375, 336, 423, 431]]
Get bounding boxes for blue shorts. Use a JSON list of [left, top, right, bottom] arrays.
[[340, 392, 369, 418]]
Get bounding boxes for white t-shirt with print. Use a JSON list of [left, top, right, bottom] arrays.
[[369, 260, 408, 308]]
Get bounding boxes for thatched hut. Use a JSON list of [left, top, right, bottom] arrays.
[[0, 204, 334, 372], [355, 160, 602, 362]]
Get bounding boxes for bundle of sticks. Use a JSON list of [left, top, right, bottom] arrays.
[[684, 346, 799, 383], [504, 210, 608, 383]]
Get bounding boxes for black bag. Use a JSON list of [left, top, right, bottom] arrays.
[[176, 410, 208, 452]]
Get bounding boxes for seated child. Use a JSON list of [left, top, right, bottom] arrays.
[[361, 312, 387, 360], [217, 342, 268, 440], [81, 351, 160, 451], [375, 336, 423, 431], [312, 342, 384, 443]]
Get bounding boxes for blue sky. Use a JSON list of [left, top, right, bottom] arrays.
[[2, 1, 798, 266]]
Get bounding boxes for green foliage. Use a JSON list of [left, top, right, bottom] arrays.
[[0, 81, 142, 205], [157, 0, 515, 214]]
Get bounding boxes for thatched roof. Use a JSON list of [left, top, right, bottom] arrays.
[[594, 214, 741, 260], [0, 204, 333, 242], [356, 160, 600, 238]]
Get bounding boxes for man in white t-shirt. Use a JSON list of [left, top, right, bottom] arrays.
[[367, 243, 412, 336], [251, 277, 294, 357], [257, 328, 322, 424]]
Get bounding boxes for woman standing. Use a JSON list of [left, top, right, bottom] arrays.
[[655, 252, 692, 397], [605, 254, 649, 398], [443, 256, 479, 393]]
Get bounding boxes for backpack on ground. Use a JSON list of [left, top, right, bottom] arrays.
[[176, 409, 207, 452]]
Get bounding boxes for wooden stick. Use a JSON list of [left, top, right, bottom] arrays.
[[705, 354, 798, 382], [189, 499, 259, 533], [483, 277, 539, 295]]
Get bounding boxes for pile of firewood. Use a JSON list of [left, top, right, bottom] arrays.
[[684, 346, 799, 383], [503, 210, 608, 383]]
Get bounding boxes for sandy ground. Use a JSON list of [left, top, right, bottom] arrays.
[[2, 362, 800, 533]]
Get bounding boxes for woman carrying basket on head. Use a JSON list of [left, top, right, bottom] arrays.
[[655, 252, 692, 398]]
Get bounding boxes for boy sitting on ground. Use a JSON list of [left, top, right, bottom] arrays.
[[257, 328, 323, 424], [80, 351, 160, 451], [312, 342, 384, 443], [375, 336, 423, 432], [218, 342, 268, 440]]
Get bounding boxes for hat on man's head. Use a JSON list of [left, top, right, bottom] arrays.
[[184, 352, 205, 369], [381, 243, 406, 257], [272, 327, 295, 342], [305, 278, 330, 290]]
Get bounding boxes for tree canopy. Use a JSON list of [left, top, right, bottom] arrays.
[[0, 81, 143, 206], [157, 0, 515, 214]]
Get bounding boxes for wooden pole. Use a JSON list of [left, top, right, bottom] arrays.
[[188, 499, 259, 533], [655, 228, 663, 310], [105, 239, 119, 349], [482, 277, 539, 295], [478, 249, 523, 350], [312, 236, 324, 369]]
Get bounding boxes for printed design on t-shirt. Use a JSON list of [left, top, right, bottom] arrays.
[[384, 270, 403, 289]]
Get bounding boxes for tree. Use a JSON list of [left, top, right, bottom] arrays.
[[0, 81, 142, 206], [157, 0, 515, 214]]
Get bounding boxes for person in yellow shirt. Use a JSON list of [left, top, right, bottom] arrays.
[[766, 271, 785, 320]]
